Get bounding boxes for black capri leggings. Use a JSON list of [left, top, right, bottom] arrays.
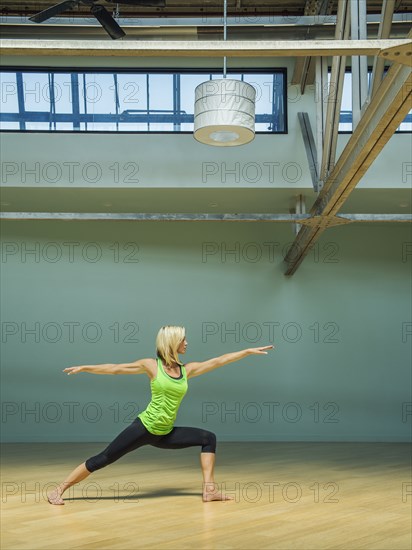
[[85, 417, 217, 473]]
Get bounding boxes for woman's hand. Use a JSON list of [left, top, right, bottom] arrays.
[[247, 345, 275, 355], [63, 366, 84, 375]]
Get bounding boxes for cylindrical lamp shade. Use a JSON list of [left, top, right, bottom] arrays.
[[194, 79, 256, 146]]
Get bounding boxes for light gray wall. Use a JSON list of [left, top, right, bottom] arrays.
[[1, 220, 411, 442], [2, 132, 410, 190], [1, 54, 411, 443]]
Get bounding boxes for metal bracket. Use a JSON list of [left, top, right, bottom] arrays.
[[298, 214, 353, 228], [297, 112, 320, 191], [379, 42, 412, 67], [293, 194, 307, 235]]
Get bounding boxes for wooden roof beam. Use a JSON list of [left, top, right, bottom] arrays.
[[284, 59, 412, 275], [0, 38, 411, 64]]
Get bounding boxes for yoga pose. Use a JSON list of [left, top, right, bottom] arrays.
[[47, 325, 274, 504]]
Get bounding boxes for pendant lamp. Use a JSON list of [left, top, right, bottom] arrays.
[[193, 1, 256, 147]]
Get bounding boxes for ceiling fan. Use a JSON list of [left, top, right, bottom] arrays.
[[29, 0, 166, 40]]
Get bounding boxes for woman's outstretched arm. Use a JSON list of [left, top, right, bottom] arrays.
[[185, 345, 274, 379], [62, 359, 150, 376]]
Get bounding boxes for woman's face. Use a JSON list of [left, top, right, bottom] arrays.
[[177, 337, 187, 354]]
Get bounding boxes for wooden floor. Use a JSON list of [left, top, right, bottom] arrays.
[[1, 442, 411, 550]]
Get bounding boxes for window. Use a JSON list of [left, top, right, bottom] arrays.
[[0, 68, 287, 133]]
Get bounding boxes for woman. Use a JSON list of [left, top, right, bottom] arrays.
[[47, 325, 274, 504]]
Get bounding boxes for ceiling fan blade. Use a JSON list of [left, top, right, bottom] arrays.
[[91, 5, 126, 40], [29, 0, 78, 23], [106, 0, 166, 6]]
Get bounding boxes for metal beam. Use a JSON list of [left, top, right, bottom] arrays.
[[315, 56, 328, 187], [338, 214, 412, 223], [1, 14, 411, 28], [351, 0, 369, 129], [370, 0, 395, 99], [298, 112, 319, 190], [0, 212, 410, 223], [0, 212, 313, 222], [320, 0, 350, 182], [0, 39, 411, 63], [284, 59, 412, 275], [293, 194, 307, 235]]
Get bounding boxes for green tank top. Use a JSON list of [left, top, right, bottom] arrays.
[[137, 357, 188, 435]]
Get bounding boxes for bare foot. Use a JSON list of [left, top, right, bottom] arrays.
[[47, 489, 64, 505], [202, 490, 234, 502]]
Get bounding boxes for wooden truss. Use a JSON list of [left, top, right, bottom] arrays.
[[1, 22, 411, 276]]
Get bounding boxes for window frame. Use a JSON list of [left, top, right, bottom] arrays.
[[328, 65, 412, 134], [0, 66, 289, 135]]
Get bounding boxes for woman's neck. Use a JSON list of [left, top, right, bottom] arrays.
[[163, 360, 179, 369]]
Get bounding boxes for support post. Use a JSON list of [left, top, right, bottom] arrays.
[[351, 0, 368, 129]]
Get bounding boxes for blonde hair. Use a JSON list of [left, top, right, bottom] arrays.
[[156, 325, 185, 367]]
